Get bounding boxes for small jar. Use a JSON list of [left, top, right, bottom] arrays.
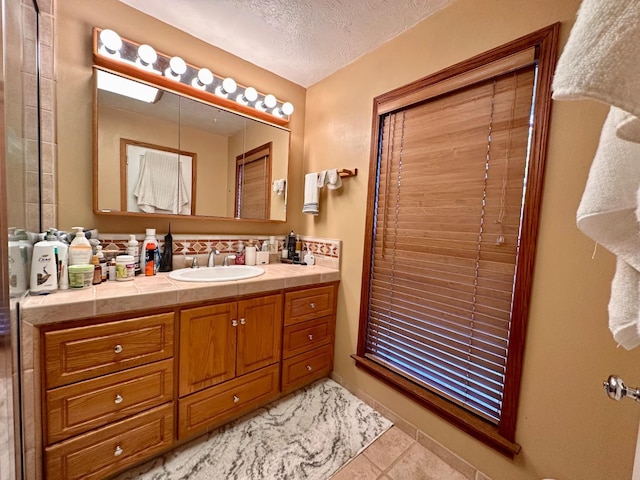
[[115, 255, 135, 281], [68, 264, 94, 289]]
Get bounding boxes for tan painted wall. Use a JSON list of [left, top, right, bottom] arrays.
[[304, 0, 640, 479], [56, 0, 306, 235]]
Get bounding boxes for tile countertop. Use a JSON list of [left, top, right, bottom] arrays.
[[20, 264, 340, 326]]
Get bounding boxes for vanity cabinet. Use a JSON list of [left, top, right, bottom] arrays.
[[281, 285, 337, 393], [177, 294, 283, 439], [42, 312, 175, 480], [37, 281, 339, 479]]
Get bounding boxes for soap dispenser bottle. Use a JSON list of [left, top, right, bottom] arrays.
[[68, 227, 92, 266]]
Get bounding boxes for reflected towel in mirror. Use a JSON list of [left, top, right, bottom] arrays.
[[133, 151, 190, 214]]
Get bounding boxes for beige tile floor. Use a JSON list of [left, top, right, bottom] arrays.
[[331, 427, 469, 480]]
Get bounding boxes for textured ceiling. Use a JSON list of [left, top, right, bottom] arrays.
[[118, 0, 452, 87]]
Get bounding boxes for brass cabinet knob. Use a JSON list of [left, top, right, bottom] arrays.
[[232, 319, 238, 327], [308, 334, 314, 341], [306, 365, 312, 371], [114, 394, 123, 404], [309, 303, 316, 309], [114, 445, 123, 457], [114, 344, 123, 354], [240, 318, 246, 325], [233, 395, 240, 404]]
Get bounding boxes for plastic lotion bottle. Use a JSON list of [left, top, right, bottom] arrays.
[[127, 235, 140, 275], [69, 227, 92, 266], [245, 240, 257, 266], [142, 229, 159, 276]]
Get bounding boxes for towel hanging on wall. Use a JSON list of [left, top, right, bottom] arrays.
[[552, 0, 640, 349], [302, 172, 319, 215]]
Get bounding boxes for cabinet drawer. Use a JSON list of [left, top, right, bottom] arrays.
[[45, 403, 173, 480], [178, 364, 279, 440], [283, 315, 334, 359], [281, 344, 333, 393], [45, 312, 174, 388], [284, 285, 336, 326], [46, 359, 173, 445]]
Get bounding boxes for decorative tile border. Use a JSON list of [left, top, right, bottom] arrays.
[[98, 234, 341, 270]]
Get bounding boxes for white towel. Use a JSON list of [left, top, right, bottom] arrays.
[[302, 172, 319, 215], [552, 0, 640, 140], [272, 178, 286, 196], [326, 168, 343, 190], [133, 151, 190, 214], [553, 0, 640, 349]]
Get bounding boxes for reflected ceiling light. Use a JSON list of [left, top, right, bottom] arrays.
[[215, 77, 237, 97], [165, 56, 187, 80], [236, 86, 258, 105], [96, 69, 160, 103], [136, 44, 157, 69], [98, 29, 122, 57], [191, 68, 214, 89]]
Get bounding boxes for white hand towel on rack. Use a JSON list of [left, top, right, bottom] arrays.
[[302, 172, 319, 215]]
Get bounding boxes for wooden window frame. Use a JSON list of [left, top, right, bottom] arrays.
[[353, 24, 559, 457]]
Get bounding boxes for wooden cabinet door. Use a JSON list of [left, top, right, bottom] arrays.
[[236, 294, 283, 377], [179, 302, 237, 396]]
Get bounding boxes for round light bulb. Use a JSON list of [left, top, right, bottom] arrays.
[[169, 56, 187, 75], [244, 87, 258, 102], [99, 29, 122, 54], [281, 102, 294, 116], [222, 77, 237, 94], [197, 68, 214, 86], [264, 94, 277, 109], [137, 44, 157, 66]]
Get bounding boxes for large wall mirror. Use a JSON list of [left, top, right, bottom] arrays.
[[94, 68, 290, 221]]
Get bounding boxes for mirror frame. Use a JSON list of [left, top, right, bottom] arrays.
[[91, 28, 291, 223]]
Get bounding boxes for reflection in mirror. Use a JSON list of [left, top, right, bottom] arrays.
[[94, 68, 290, 221]]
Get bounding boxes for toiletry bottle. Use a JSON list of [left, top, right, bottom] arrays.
[[295, 235, 302, 262], [145, 241, 157, 275], [96, 245, 107, 282], [8, 228, 32, 297], [108, 258, 116, 281], [91, 255, 102, 285], [68, 227, 92, 266], [245, 240, 257, 266], [159, 224, 173, 272], [142, 229, 160, 275], [45, 230, 69, 290], [127, 235, 140, 275], [269, 236, 277, 254], [235, 242, 246, 265], [30, 238, 59, 294]]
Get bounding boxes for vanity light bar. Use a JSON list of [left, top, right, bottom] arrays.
[[93, 27, 294, 126]]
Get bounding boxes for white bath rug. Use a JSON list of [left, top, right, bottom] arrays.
[[115, 378, 393, 480]]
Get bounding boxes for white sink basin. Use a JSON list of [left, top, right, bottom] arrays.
[[169, 266, 265, 283]]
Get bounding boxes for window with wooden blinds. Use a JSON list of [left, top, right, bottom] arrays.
[[354, 25, 559, 457], [235, 142, 272, 219]]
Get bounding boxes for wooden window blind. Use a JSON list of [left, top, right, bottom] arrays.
[[355, 25, 559, 456], [235, 142, 272, 219]]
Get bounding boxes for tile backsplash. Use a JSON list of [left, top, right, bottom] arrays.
[[98, 234, 341, 270]]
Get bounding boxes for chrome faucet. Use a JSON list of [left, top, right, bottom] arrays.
[[207, 249, 221, 267], [223, 255, 236, 266], [190, 256, 199, 269]]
